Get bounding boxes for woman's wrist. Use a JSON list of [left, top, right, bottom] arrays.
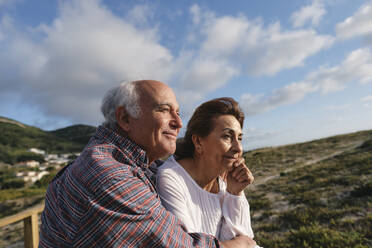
[[227, 188, 243, 196]]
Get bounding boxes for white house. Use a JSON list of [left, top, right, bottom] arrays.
[[17, 160, 40, 168], [29, 148, 46, 155], [16, 171, 50, 183]]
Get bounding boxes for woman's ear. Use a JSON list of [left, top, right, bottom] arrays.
[[116, 106, 131, 132], [192, 134, 203, 155]]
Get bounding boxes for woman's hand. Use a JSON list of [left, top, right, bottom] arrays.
[[224, 157, 254, 195], [220, 235, 257, 248]]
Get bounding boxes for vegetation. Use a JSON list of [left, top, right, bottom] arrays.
[[49, 124, 96, 144], [0, 116, 371, 247], [244, 130, 372, 248], [0, 116, 95, 164]]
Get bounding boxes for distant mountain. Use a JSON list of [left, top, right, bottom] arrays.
[[0, 116, 96, 164], [49, 124, 96, 145], [0, 116, 26, 128]]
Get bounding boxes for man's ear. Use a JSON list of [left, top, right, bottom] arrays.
[[116, 106, 131, 132]]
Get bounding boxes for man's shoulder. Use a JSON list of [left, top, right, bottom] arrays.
[[68, 142, 134, 188]]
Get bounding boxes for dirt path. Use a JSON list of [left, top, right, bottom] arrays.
[[252, 141, 363, 188]]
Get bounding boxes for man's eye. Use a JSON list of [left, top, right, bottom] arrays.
[[159, 107, 170, 112]]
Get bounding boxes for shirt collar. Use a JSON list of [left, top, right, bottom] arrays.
[[94, 125, 149, 169]]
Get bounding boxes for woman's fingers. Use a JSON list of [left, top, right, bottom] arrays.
[[231, 158, 254, 184], [237, 168, 254, 183]]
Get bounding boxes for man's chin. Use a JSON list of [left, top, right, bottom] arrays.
[[157, 147, 176, 160]]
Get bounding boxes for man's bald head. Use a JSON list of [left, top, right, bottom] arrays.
[[135, 80, 173, 107]]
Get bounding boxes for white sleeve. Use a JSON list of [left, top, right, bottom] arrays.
[[156, 169, 196, 232], [219, 191, 254, 241]]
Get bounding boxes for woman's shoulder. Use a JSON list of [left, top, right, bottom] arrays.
[[157, 156, 185, 177]]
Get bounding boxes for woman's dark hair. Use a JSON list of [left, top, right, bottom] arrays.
[[175, 97, 244, 159]]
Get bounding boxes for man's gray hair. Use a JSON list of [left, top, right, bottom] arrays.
[[101, 81, 141, 129]]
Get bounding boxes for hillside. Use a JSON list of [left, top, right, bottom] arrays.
[[244, 130, 372, 247], [0, 116, 96, 164], [49, 124, 96, 144]]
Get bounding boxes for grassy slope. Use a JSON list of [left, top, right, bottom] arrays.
[[0, 117, 96, 164], [49, 124, 96, 145], [244, 130, 372, 247]]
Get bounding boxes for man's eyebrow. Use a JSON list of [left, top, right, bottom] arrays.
[[155, 103, 180, 112]]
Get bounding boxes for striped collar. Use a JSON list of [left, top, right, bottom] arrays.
[[94, 125, 149, 169]]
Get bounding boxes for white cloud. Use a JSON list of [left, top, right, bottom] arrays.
[[336, 2, 372, 40], [241, 126, 281, 150], [127, 4, 154, 26], [311, 48, 372, 93], [290, 0, 326, 28], [178, 57, 239, 92], [0, 0, 174, 124], [240, 82, 317, 116], [246, 25, 333, 76], [362, 95, 372, 108], [0, 14, 12, 41], [0, 0, 18, 7], [240, 48, 372, 116], [194, 6, 334, 76], [324, 104, 351, 111], [190, 4, 201, 25], [362, 95, 372, 102]]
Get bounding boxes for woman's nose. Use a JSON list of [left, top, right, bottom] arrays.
[[232, 139, 242, 154]]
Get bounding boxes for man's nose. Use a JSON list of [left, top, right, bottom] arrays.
[[170, 111, 183, 130]]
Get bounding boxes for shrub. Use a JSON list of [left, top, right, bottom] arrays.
[[1, 179, 25, 189], [351, 182, 372, 198], [288, 224, 369, 248], [34, 172, 57, 188]]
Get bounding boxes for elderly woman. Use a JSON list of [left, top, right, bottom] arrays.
[[157, 97, 261, 248]]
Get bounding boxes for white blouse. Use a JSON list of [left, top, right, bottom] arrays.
[[156, 156, 255, 241]]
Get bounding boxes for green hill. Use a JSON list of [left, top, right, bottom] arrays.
[[49, 124, 96, 144], [244, 130, 372, 247], [0, 116, 96, 164]]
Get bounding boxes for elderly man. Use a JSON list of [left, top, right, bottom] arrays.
[[39, 80, 256, 247]]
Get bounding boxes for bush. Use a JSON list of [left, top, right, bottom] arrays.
[[0, 188, 46, 201], [16, 152, 45, 163], [34, 172, 57, 188], [288, 224, 369, 248], [360, 139, 372, 150], [1, 179, 25, 189], [246, 192, 272, 211], [351, 182, 372, 198]]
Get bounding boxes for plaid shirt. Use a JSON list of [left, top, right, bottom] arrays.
[[39, 126, 220, 247]]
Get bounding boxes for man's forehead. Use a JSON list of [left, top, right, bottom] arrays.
[[137, 81, 179, 109]]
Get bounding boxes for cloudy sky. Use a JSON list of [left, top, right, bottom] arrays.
[[1, 0, 372, 150]]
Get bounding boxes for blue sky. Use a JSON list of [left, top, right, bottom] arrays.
[[0, 0, 372, 150]]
